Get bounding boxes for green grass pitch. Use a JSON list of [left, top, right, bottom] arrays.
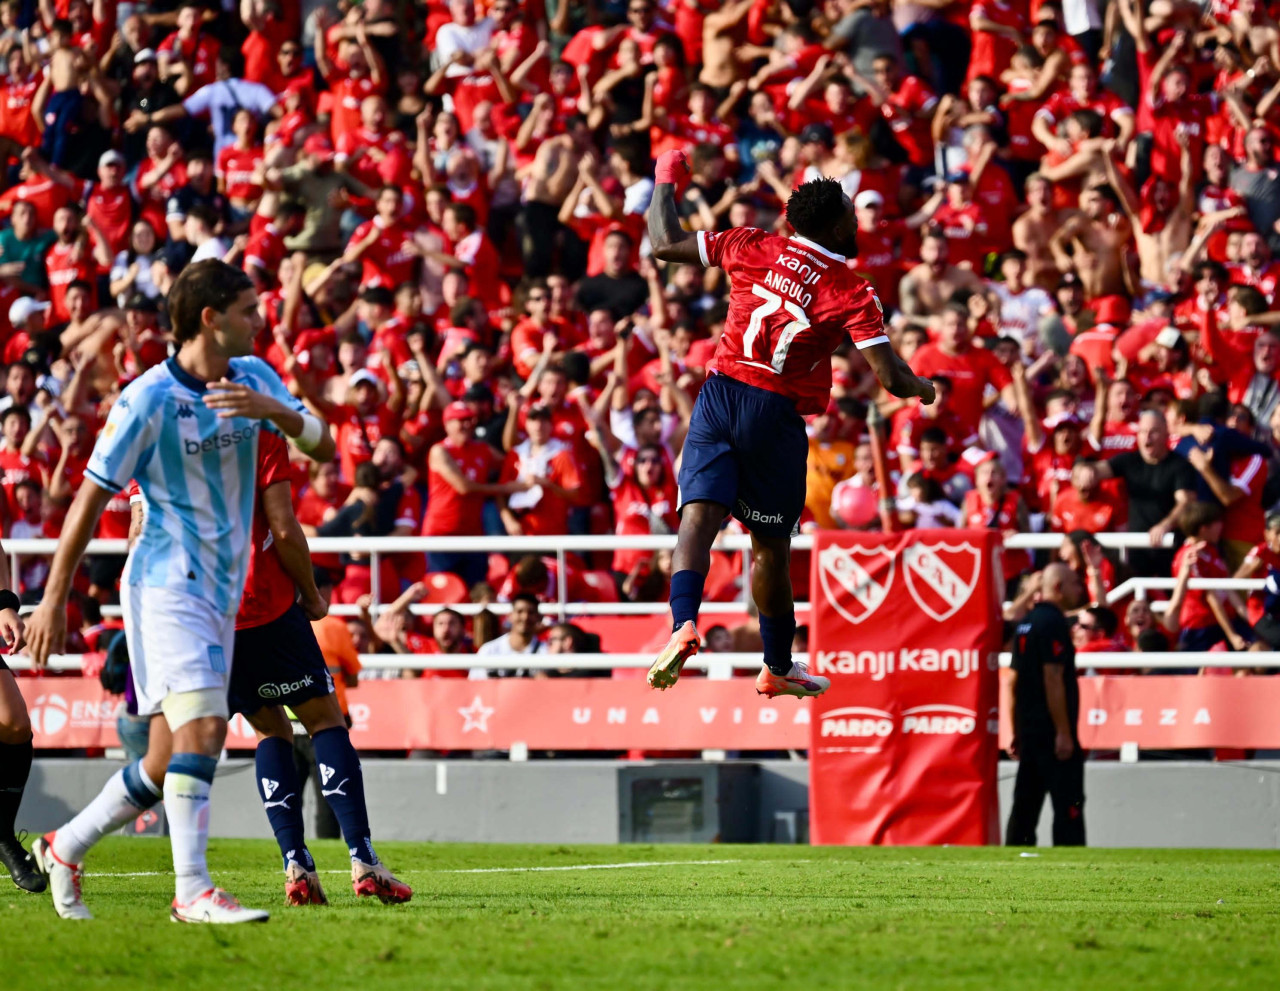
[[3, 839, 1278, 990]]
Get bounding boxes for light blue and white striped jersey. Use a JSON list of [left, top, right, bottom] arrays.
[[85, 356, 307, 616]]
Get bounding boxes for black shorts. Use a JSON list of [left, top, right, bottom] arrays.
[[228, 603, 334, 717], [87, 555, 126, 592], [0, 652, 8, 672], [677, 373, 807, 538]]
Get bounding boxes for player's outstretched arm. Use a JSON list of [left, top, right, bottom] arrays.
[[861, 340, 937, 404], [25, 481, 115, 667], [648, 151, 704, 266]]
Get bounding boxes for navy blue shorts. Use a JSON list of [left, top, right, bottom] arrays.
[[678, 373, 807, 538], [228, 603, 334, 716], [1177, 619, 1253, 653]]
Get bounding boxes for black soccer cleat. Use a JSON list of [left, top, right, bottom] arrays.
[[0, 833, 48, 893]]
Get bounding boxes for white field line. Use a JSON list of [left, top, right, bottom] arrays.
[[84, 858, 746, 879]]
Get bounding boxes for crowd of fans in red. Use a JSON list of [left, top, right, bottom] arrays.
[[2, 0, 1280, 664]]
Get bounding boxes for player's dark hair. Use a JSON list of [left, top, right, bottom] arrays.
[[1136, 628, 1170, 652], [1, 405, 30, 427], [446, 202, 477, 229], [277, 199, 306, 220], [66, 279, 93, 294], [513, 554, 549, 587], [561, 350, 590, 386], [1180, 500, 1223, 538], [1081, 605, 1118, 638], [1195, 260, 1228, 282], [1070, 109, 1104, 138], [919, 426, 948, 447], [450, 298, 479, 326], [167, 259, 254, 344], [785, 177, 847, 242], [1198, 391, 1230, 423], [511, 592, 541, 612], [353, 461, 380, 489], [1089, 181, 1120, 207], [186, 204, 220, 231], [1229, 403, 1256, 431], [906, 472, 945, 504], [1228, 283, 1268, 315]]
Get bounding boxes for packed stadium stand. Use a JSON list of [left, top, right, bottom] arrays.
[[3, 0, 1280, 704]]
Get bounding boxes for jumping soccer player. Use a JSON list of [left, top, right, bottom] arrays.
[[227, 428, 411, 905], [645, 153, 936, 697], [0, 545, 39, 893], [25, 259, 336, 924]]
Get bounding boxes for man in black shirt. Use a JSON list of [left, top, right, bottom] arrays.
[[574, 230, 649, 320], [1006, 562, 1087, 847], [120, 51, 181, 167], [1094, 410, 1196, 576]]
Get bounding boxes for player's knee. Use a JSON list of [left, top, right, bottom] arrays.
[[246, 705, 293, 741], [0, 713, 32, 743], [294, 694, 346, 736], [163, 690, 228, 756]]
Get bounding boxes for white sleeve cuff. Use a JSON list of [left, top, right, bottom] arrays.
[[696, 230, 709, 267], [855, 335, 890, 350]]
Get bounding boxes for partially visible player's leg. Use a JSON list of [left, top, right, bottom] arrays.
[[729, 378, 828, 698], [144, 587, 266, 924], [292, 693, 412, 904], [750, 532, 830, 698], [650, 377, 738, 690], [36, 708, 171, 919], [0, 665, 46, 892], [242, 704, 326, 906], [650, 502, 725, 689], [750, 532, 796, 676]]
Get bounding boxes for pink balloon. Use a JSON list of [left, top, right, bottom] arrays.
[[831, 479, 879, 530]]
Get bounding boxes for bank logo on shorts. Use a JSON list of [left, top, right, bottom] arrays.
[[258, 675, 315, 700], [902, 542, 982, 622], [819, 543, 893, 625]]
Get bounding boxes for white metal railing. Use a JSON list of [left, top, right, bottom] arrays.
[[7, 531, 1172, 622], [1107, 577, 1264, 604], [9, 650, 1280, 675]]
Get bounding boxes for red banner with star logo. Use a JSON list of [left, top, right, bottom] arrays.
[[16, 671, 1280, 752]]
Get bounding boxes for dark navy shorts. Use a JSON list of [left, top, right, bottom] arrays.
[[228, 603, 334, 716], [678, 373, 807, 538]]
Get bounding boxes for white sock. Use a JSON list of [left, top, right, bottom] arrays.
[[54, 761, 161, 865], [165, 754, 217, 905]]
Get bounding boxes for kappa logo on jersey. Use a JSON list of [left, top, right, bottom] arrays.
[[818, 543, 894, 625], [902, 542, 982, 622], [175, 404, 196, 419]]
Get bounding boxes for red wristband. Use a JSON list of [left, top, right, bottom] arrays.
[[654, 150, 691, 188]]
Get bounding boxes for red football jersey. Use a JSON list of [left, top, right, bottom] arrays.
[[236, 430, 297, 630], [695, 227, 887, 415], [1173, 541, 1231, 632]]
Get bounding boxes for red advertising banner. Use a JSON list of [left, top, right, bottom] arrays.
[[17, 672, 1280, 753], [808, 530, 1005, 846], [16, 677, 811, 751]]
